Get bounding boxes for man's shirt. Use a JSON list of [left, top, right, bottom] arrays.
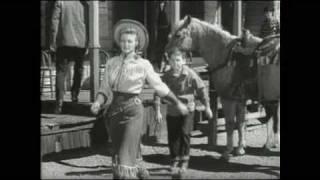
[[50, 1, 89, 48]]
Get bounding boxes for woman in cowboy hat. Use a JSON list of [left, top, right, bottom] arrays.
[[90, 19, 189, 179]]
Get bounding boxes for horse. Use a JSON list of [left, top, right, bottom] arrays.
[[165, 16, 280, 160]]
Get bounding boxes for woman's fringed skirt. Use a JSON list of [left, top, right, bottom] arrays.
[[106, 92, 144, 179]]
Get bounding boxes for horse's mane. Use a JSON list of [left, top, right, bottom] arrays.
[[190, 17, 238, 44]]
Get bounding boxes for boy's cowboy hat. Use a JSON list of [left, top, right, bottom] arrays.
[[113, 19, 149, 51]]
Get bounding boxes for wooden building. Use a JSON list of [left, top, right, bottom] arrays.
[[41, 0, 279, 59], [40, 1, 280, 154]]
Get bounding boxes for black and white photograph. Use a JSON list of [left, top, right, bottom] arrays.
[[40, 1, 280, 179]]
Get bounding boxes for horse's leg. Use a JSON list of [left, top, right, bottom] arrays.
[[274, 101, 280, 147], [263, 102, 277, 150], [235, 100, 247, 156], [220, 98, 236, 160]]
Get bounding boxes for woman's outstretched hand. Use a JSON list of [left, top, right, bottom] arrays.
[[205, 106, 213, 119], [91, 101, 101, 115], [176, 101, 189, 116]]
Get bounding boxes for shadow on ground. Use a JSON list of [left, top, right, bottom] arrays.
[[41, 144, 113, 162], [64, 167, 113, 177], [189, 143, 280, 157], [143, 153, 280, 178]]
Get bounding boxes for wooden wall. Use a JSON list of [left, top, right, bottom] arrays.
[[40, 1, 279, 53], [40, 1, 114, 52]]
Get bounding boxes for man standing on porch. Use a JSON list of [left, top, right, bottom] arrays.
[[154, 0, 170, 72], [49, 0, 89, 114]]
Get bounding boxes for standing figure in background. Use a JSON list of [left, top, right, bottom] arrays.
[[91, 20, 189, 179], [155, 0, 170, 72], [260, 6, 280, 38], [50, 0, 89, 113], [154, 47, 213, 177]]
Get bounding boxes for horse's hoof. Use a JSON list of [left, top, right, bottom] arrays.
[[171, 169, 181, 179], [235, 147, 246, 156], [220, 152, 233, 162], [270, 143, 280, 149], [262, 145, 272, 154], [177, 168, 187, 179], [274, 134, 280, 148]]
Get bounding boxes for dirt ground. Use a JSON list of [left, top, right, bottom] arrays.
[[41, 118, 280, 179]]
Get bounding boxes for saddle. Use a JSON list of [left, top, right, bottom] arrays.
[[254, 35, 280, 65], [225, 35, 280, 101], [254, 35, 280, 101]]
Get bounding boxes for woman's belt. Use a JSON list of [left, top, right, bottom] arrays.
[[113, 91, 139, 99], [107, 91, 142, 118], [112, 91, 141, 105]]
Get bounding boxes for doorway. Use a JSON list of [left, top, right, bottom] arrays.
[[221, 1, 234, 33]]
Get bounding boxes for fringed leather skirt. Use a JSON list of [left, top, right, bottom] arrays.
[[106, 91, 144, 179]]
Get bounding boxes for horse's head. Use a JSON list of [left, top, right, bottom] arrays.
[[166, 16, 240, 69], [165, 16, 195, 53]]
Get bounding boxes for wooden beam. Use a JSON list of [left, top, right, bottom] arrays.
[[233, 0, 242, 36], [89, 1, 100, 102], [171, 0, 180, 33], [41, 1, 46, 49], [273, 1, 280, 20], [216, 1, 222, 26]]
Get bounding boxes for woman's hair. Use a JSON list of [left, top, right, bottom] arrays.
[[119, 27, 139, 39], [119, 27, 140, 49]]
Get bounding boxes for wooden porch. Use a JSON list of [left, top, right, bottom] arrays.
[[41, 89, 168, 157], [41, 80, 265, 157]]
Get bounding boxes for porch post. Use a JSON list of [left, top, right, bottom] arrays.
[[89, 1, 100, 102], [274, 1, 280, 20], [216, 1, 222, 26], [171, 0, 180, 32], [233, 0, 242, 36]]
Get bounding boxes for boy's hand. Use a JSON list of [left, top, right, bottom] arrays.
[[155, 111, 163, 124], [49, 42, 56, 53], [91, 101, 101, 115], [205, 107, 213, 119]]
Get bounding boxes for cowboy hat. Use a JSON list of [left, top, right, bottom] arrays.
[[113, 19, 149, 51]]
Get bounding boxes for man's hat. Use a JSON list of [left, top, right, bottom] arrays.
[[113, 19, 149, 51]]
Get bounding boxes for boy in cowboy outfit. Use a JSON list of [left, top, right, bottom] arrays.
[[154, 47, 213, 176]]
